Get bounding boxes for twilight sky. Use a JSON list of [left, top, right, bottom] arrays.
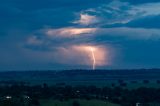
[[1, 0, 160, 70]]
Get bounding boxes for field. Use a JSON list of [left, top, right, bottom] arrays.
[[40, 99, 120, 106], [1, 69, 160, 106], [1, 69, 160, 89]]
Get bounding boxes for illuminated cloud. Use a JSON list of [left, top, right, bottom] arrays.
[[72, 45, 108, 66], [27, 36, 43, 45], [76, 1, 160, 27], [24, 43, 112, 69], [73, 13, 99, 25], [75, 1, 133, 25], [45, 27, 97, 37], [26, 27, 160, 50], [55, 45, 111, 69], [46, 27, 160, 40], [38, 27, 160, 42]]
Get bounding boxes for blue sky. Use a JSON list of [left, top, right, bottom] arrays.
[[1, 0, 160, 70]]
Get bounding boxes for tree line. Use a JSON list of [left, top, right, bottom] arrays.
[[0, 83, 160, 106]]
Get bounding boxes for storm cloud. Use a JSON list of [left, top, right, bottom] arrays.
[[1, 0, 160, 70]]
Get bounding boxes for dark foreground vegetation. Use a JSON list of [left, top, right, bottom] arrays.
[[1, 69, 160, 106], [0, 83, 160, 106]]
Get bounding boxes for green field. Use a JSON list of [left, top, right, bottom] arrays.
[[40, 99, 120, 106]]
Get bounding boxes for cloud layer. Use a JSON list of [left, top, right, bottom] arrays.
[[1, 0, 160, 70]]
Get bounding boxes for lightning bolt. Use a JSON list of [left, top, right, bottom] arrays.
[[90, 47, 96, 70]]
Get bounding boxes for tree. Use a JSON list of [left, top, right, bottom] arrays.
[[31, 98, 40, 106], [72, 100, 80, 106]]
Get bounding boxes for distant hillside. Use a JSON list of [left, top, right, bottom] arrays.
[[0, 69, 160, 81]]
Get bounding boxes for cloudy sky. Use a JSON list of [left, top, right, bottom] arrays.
[[1, 0, 160, 70]]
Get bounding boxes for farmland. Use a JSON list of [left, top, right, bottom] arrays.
[[0, 69, 160, 88], [40, 99, 119, 106], [0, 69, 160, 106]]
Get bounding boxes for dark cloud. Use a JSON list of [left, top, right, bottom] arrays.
[[3, 0, 111, 11], [1, 0, 160, 70], [126, 15, 160, 28], [0, 0, 112, 34], [103, 15, 160, 29], [117, 40, 160, 68], [122, 0, 160, 4]]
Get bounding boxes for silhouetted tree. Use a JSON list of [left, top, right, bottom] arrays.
[[157, 80, 160, 84], [31, 98, 40, 106], [72, 100, 80, 106]]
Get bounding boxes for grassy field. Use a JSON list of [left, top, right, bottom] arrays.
[[40, 99, 120, 106]]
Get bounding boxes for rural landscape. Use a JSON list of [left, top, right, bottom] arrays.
[[0, 69, 160, 106], [1, 0, 160, 106]]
